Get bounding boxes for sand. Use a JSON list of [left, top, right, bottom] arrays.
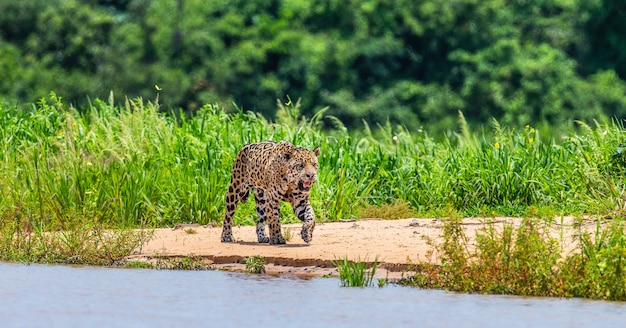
[[126, 216, 589, 279]]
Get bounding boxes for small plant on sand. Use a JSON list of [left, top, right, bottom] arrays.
[[153, 254, 210, 270], [122, 260, 155, 269], [332, 256, 379, 287], [283, 227, 293, 242], [245, 255, 266, 274], [174, 255, 208, 270]]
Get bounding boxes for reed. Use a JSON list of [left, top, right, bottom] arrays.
[[332, 256, 379, 287]]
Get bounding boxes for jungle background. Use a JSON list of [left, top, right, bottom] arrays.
[[1, 0, 626, 134]]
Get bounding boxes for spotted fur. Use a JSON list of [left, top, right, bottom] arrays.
[[221, 141, 320, 245]]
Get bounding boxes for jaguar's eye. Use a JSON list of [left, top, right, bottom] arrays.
[[296, 163, 304, 170]]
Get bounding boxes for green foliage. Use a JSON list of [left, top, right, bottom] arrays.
[[332, 256, 379, 287], [452, 40, 604, 127], [401, 214, 626, 300], [1, 0, 626, 133], [0, 216, 152, 266], [562, 218, 626, 300], [245, 255, 266, 274], [584, 0, 626, 78]]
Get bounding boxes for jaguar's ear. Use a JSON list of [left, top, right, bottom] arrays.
[[313, 147, 320, 157]]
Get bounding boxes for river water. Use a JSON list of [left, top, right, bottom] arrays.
[[0, 262, 624, 327]]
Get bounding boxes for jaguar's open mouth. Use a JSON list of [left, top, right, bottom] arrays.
[[298, 180, 313, 191]]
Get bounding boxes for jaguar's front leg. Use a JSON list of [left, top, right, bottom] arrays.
[[291, 197, 316, 243]]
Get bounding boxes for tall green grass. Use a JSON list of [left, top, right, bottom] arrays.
[[332, 256, 379, 287], [1, 93, 626, 233]]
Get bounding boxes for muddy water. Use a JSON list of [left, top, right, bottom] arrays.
[[1, 263, 624, 328]]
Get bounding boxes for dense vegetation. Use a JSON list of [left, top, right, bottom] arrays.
[[1, 95, 626, 299], [400, 216, 626, 301], [1, 0, 626, 133], [2, 94, 626, 230]]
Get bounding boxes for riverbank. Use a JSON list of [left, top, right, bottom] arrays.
[[125, 217, 590, 280]]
